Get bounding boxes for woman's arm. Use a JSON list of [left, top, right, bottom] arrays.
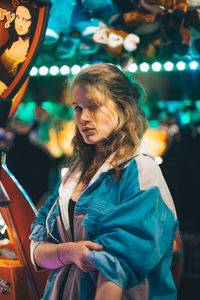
[[87, 186, 178, 289], [34, 240, 103, 271], [95, 272, 122, 300]]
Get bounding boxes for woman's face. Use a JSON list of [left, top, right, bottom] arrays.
[[15, 6, 31, 36], [72, 85, 119, 150]]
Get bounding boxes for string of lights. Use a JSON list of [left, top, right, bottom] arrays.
[[29, 60, 200, 77]]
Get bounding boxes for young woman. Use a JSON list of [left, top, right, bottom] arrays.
[[0, 4, 37, 96], [30, 63, 178, 300]]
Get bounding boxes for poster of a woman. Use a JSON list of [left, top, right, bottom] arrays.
[[0, 1, 38, 97]]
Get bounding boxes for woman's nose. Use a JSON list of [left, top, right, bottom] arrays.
[[80, 109, 90, 122]]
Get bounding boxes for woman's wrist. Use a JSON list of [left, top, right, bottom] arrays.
[[56, 244, 66, 266], [56, 242, 74, 266]]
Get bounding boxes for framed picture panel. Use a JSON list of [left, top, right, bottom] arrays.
[[0, 0, 51, 125]]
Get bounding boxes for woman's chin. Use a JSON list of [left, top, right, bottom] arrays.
[[82, 135, 98, 145], [83, 138, 96, 145]]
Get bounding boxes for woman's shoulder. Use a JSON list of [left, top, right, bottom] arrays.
[[37, 181, 61, 214], [124, 150, 162, 191]]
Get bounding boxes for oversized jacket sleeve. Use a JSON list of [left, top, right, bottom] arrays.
[[88, 157, 178, 289], [29, 182, 61, 242]]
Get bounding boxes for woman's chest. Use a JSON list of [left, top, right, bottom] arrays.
[[7, 40, 29, 59], [71, 181, 88, 202]]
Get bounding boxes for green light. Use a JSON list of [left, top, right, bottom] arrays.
[[181, 112, 191, 125], [116, 64, 123, 71], [183, 100, 192, 106], [151, 62, 162, 72], [195, 101, 200, 111], [141, 104, 150, 119], [17, 102, 35, 123], [157, 102, 166, 109], [167, 101, 181, 113], [149, 120, 160, 128], [159, 111, 168, 119]]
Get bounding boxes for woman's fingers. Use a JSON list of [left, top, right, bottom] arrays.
[[78, 242, 102, 272], [56, 241, 102, 271], [68, 241, 102, 271], [84, 241, 103, 250]]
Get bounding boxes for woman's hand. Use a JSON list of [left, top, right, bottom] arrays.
[[34, 241, 102, 271], [61, 241, 103, 272], [0, 81, 8, 96]]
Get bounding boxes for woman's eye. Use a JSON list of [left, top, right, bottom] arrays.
[[73, 106, 82, 112]]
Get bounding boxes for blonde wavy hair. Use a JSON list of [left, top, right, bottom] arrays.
[[69, 63, 148, 183]]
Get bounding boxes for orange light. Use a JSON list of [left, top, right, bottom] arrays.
[[143, 128, 169, 157]]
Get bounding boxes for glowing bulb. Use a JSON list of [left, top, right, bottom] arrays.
[[155, 157, 163, 165], [140, 62, 150, 72], [61, 167, 69, 178], [30, 66, 38, 76], [49, 65, 59, 76], [164, 61, 174, 71], [152, 62, 162, 72], [71, 65, 81, 75], [189, 61, 198, 70], [128, 63, 138, 73], [181, 112, 191, 124], [39, 66, 48, 76], [60, 65, 70, 75], [82, 64, 90, 69], [176, 61, 186, 71]]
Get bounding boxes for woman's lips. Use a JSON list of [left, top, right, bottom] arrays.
[[81, 128, 95, 134]]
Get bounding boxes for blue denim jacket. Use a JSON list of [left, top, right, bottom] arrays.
[[30, 146, 178, 300]]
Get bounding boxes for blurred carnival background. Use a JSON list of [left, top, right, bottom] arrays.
[[0, 0, 200, 299]]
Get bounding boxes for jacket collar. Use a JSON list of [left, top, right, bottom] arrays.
[[60, 140, 155, 192]]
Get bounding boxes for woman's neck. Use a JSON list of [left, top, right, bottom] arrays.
[[18, 35, 30, 42]]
